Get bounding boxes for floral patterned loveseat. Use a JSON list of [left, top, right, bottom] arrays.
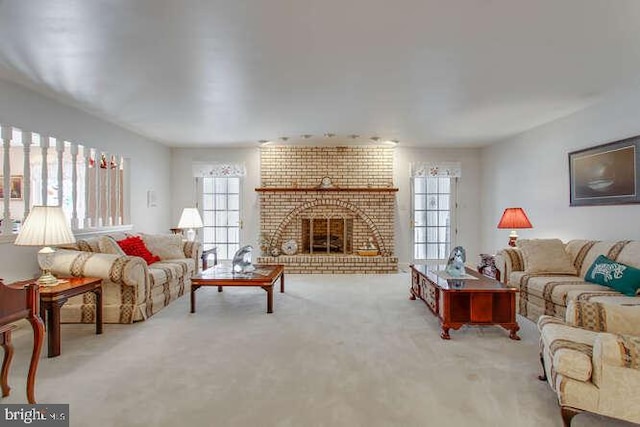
[[51, 233, 200, 324]]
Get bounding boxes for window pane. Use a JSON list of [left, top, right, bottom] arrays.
[[427, 227, 438, 242], [414, 227, 425, 243], [438, 195, 449, 210], [438, 227, 449, 242], [228, 243, 239, 257], [203, 178, 214, 193], [215, 211, 228, 226], [427, 211, 438, 226], [203, 195, 214, 210], [439, 211, 450, 226], [228, 211, 239, 225], [215, 227, 227, 242], [203, 211, 214, 224], [438, 244, 449, 260], [415, 244, 426, 260], [228, 178, 240, 193], [414, 194, 425, 210], [439, 177, 450, 193], [414, 211, 426, 226], [203, 227, 214, 242], [414, 178, 425, 194], [228, 227, 239, 242], [426, 177, 438, 193], [427, 244, 438, 259], [228, 195, 239, 210], [215, 195, 227, 210], [217, 246, 228, 260]]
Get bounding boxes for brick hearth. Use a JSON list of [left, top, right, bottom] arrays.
[[256, 146, 398, 273]]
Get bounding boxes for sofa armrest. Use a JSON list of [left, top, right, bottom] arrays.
[[592, 332, 640, 390], [49, 249, 150, 303], [495, 247, 524, 285], [182, 241, 202, 271], [566, 300, 640, 336]]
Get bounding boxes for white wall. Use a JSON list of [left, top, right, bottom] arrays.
[[481, 87, 640, 254], [0, 79, 171, 282], [172, 145, 483, 266]]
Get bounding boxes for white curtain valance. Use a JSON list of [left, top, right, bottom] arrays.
[[411, 161, 461, 178], [193, 162, 246, 177]]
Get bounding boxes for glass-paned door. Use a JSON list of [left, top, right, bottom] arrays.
[[412, 176, 457, 262], [201, 176, 241, 260]]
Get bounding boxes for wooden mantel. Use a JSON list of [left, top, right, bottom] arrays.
[[255, 187, 398, 193]]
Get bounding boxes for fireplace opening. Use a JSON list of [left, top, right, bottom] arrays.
[[301, 217, 353, 254]]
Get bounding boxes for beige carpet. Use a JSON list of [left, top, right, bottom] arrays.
[[3, 273, 634, 427]]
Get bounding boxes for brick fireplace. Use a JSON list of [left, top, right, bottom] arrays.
[[256, 146, 398, 273]]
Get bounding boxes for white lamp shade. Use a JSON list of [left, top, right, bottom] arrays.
[[14, 205, 76, 246], [178, 208, 203, 229]]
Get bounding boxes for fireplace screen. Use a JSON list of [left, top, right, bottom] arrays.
[[301, 217, 353, 254]]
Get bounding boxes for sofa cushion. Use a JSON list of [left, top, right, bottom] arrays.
[[98, 236, 126, 256], [140, 234, 185, 260], [517, 239, 577, 275], [585, 255, 640, 297], [117, 236, 161, 265]]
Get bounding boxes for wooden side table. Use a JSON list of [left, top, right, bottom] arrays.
[[0, 279, 44, 403], [39, 277, 103, 358]]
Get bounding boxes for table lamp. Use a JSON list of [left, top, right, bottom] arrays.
[[14, 205, 76, 285], [497, 207, 533, 247], [178, 208, 203, 242]]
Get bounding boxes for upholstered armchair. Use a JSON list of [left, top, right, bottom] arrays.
[[537, 300, 640, 426]]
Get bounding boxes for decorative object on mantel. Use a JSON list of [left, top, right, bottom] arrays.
[[319, 176, 334, 189], [178, 208, 203, 242], [232, 245, 256, 273], [444, 246, 466, 277], [569, 135, 640, 206], [14, 205, 76, 285], [357, 237, 379, 256], [497, 207, 533, 247], [281, 239, 298, 255]]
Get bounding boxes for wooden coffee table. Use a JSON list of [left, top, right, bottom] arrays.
[[191, 264, 284, 314], [410, 264, 519, 340], [39, 277, 103, 357]]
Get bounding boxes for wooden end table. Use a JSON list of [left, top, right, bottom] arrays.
[[191, 264, 284, 314], [410, 264, 519, 340], [39, 277, 103, 358], [1, 280, 44, 403]]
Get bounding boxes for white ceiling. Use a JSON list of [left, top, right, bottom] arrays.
[[1, 0, 640, 148]]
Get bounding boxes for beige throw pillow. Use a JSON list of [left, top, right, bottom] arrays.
[[140, 234, 185, 260], [98, 235, 126, 256], [517, 238, 577, 275]]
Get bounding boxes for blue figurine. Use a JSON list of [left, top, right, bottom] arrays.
[[445, 246, 466, 277]]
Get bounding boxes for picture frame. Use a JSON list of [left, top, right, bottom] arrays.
[[0, 175, 23, 200], [569, 136, 640, 206]]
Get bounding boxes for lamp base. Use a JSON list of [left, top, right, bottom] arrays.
[[37, 270, 60, 286], [186, 228, 196, 242], [508, 230, 519, 247]]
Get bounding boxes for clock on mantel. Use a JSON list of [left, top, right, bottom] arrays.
[[319, 176, 334, 189]]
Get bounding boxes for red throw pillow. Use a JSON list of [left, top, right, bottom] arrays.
[[117, 236, 161, 265]]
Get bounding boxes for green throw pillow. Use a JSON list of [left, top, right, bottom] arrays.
[[585, 255, 640, 296]]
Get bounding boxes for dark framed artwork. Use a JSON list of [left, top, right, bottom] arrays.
[[0, 175, 23, 200], [569, 136, 639, 206]]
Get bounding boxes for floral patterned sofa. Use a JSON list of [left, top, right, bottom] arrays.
[[51, 233, 200, 324], [496, 239, 640, 322], [538, 300, 640, 425]]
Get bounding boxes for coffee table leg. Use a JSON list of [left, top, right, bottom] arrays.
[[94, 289, 103, 335], [440, 325, 451, 340], [280, 273, 284, 293], [191, 285, 198, 313], [218, 286, 223, 293], [509, 324, 521, 340], [262, 285, 273, 313], [1, 330, 13, 397]]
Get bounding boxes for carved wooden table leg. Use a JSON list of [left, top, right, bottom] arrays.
[[509, 324, 521, 340], [0, 325, 15, 397], [26, 314, 44, 404], [440, 326, 451, 340]]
